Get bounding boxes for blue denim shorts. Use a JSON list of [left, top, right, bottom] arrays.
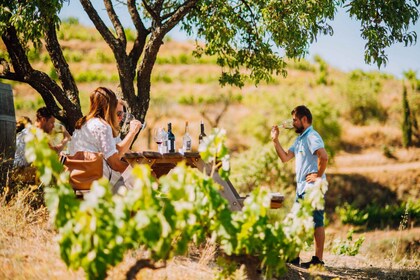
[[296, 193, 325, 228]]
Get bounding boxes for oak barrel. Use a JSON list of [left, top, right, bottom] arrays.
[[0, 82, 16, 188]]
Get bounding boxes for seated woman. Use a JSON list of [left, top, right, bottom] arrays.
[[68, 87, 142, 193]]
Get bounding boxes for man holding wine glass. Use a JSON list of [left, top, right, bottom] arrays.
[[271, 105, 328, 269]]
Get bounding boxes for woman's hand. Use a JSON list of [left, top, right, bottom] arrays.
[[129, 120, 142, 135]]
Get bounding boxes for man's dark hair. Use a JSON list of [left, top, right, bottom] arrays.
[[36, 107, 53, 121], [292, 105, 312, 124]]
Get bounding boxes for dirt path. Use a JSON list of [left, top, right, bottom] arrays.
[[328, 148, 420, 175], [329, 161, 420, 174]]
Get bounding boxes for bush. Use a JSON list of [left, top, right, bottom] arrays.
[[230, 144, 295, 194], [75, 71, 119, 83], [63, 49, 83, 63], [336, 200, 420, 229], [310, 100, 342, 159], [332, 229, 365, 256], [314, 55, 329, 86], [341, 70, 387, 125]]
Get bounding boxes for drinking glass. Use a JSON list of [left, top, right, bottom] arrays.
[[122, 112, 135, 124], [119, 112, 136, 136], [278, 119, 294, 129], [153, 127, 165, 153]]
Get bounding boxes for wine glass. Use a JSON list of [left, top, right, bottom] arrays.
[[153, 127, 165, 153], [278, 119, 294, 129], [119, 111, 135, 135], [122, 112, 135, 124]]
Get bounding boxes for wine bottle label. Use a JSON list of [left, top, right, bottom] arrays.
[[185, 140, 191, 151], [169, 140, 175, 152]]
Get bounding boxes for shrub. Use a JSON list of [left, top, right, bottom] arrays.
[[336, 201, 420, 229], [95, 50, 115, 64], [75, 71, 119, 83], [63, 49, 83, 63], [230, 144, 295, 194], [341, 70, 387, 125], [310, 100, 342, 159], [332, 229, 365, 256], [314, 55, 329, 86]]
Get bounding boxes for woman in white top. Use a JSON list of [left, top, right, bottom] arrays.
[[69, 87, 142, 192]]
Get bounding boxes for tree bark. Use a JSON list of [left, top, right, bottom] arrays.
[[1, 26, 82, 132]]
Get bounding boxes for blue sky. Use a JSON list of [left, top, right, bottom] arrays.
[[59, 2, 420, 78]]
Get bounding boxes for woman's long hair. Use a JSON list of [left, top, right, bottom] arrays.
[[75, 87, 120, 137]]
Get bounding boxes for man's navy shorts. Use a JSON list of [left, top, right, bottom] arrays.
[[296, 193, 325, 228]]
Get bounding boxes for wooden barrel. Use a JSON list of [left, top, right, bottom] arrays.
[[0, 82, 16, 189]]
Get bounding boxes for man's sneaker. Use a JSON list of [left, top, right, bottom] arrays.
[[287, 257, 300, 266], [300, 256, 324, 269]]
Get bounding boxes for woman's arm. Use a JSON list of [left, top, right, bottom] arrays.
[[106, 153, 128, 173], [116, 120, 142, 157]]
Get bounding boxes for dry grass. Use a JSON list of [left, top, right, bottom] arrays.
[[0, 186, 218, 280], [0, 187, 84, 279], [1, 185, 418, 279]]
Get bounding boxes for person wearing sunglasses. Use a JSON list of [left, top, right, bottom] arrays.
[[69, 87, 142, 193]]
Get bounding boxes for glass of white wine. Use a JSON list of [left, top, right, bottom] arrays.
[[278, 119, 294, 129]]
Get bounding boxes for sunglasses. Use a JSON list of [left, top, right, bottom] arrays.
[[117, 111, 124, 117]]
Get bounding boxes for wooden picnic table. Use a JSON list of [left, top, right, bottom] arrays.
[[124, 151, 284, 211]]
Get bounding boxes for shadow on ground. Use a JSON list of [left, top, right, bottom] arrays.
[[325, 174, 399, 215]]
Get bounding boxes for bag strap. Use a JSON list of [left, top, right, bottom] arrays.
[[104, 158, 112, 181]]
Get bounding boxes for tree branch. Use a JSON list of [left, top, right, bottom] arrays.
[[0, 59, 20, 81], [104, 0, 127, 48], [127, 0, 150, 63], [126, 259, 165, 280], [79, 0, 120, 51], [43, 17, 81, 108], [238, 0, 260, 41], [142, 0, 161, 23], [127, 0, 149, 33], [160, 0, 198, 34], [200, 109, 216, 128], [1, 26, 81, 130]]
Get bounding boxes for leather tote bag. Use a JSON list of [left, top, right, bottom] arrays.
[[61, 151, 103, 190]]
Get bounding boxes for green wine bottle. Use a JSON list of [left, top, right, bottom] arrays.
[[167, 122, 176, 153]]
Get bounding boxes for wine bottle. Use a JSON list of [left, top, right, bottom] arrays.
[[162, 129, 168, 153], [167, 122, 176, 153], [182, 121, 192, 152], [198, 120, 207, 144]]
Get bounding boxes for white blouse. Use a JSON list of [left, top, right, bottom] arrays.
[[69, 118, 121, 185]]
